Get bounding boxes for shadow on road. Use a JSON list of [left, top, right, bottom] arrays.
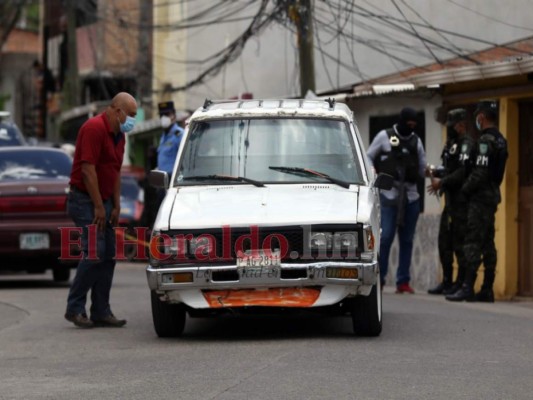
[[174, 313, 361, 341]]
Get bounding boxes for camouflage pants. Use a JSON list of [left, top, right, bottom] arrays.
[[438, 204, 468, 283], [463, 201, 497, 287]]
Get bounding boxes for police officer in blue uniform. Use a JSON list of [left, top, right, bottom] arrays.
[[157, 101, 184, 178], [446, 101, 508, 302]]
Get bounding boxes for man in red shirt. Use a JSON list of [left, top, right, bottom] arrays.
[[65, 92, 137, 328]]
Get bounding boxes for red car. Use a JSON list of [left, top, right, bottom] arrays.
[[0, 147, 76, 281]]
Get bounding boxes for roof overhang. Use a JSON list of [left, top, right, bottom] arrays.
[[318, 84, 419, 102], [408, 56, 533, 87]]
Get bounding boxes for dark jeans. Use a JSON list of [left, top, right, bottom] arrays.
[[66, 190, 116, 319], [379, 196, 420, 286]]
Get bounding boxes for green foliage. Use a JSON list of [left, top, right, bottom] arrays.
[[0, 93, 11, 111], [24, 1, 40, 32]]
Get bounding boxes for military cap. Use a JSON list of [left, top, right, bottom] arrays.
[[158, 101, 175, 115], [474, 101, 498, 119], [446, 108, 467, 127]]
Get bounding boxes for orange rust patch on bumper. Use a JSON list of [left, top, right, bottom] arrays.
[[202, 287, 321, 308]]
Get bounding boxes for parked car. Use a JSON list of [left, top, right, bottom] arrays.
[[0, 111, 27, 146], [119, 174, 145, 261], [146, 99, 392, 337], [0, 147, 76, 281]]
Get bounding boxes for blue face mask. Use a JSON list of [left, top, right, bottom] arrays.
[[119, 110, 136, 133]]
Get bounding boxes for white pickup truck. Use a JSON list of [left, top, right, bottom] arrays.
[[146, 99, 392, 337]]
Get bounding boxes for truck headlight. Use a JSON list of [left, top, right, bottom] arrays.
[[333, 232, 357, 250], [309, 232, 332, 250], [188, 235, 214, 257], [149, 231, 187, 265]]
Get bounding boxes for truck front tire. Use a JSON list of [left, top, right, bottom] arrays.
[[351, 280, 382, 337], [151, 291, 186, 337]]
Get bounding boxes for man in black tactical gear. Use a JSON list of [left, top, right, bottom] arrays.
[[427, 108, 474, 295], [367, 107, 426, 294], [446, 101, 508, 302]]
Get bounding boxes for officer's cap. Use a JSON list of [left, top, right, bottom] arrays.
[[474, 101, 497, 120], [446, 108, 467, 127], [158, 101, 175, 115]]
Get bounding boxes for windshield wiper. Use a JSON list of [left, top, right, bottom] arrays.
[[182, 174, 265, 187], [269, 166, 351, 189]]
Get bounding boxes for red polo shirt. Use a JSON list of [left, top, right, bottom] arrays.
[[69, 112, 125, 201]]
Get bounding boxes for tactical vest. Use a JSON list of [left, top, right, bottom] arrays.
[[375, 129, 420, 183], [442, 138, 461, 174]]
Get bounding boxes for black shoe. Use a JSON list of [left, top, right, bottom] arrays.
[[445, 286, 476, 302], [442, 281, 462, 295], [476, 289, 494, 303], [428, 281, 452, 295], [92, 314, 127, 328], [65, 313, 94, 329]]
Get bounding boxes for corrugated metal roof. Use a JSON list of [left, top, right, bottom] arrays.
[[347, 36, 533, 91]]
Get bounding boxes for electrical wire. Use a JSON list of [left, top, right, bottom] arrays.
[[390, 0, 442, 64], [445, 0, 533, 32]]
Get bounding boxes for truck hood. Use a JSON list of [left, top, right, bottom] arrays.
[[157, 185, 361, 230]]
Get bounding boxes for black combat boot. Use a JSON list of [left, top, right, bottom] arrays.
[[428, 280, 452, 295], [476, 269, 495, 302], [475, 288, 494, 302], [445, 284, 476, 302], [442, 280, 462, 295]]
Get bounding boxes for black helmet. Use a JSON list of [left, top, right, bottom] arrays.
[[474, 101, 497, 120], [446, 108, 466, 127]]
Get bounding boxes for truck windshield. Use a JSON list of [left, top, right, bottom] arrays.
[[176, 118, 363, 186]]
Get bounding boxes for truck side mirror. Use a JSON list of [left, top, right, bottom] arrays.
[[374, 173, 394, 190], [148, 170, 169, 189]]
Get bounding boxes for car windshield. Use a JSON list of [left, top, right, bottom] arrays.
[[0, 123, 26, 146], [176, 118, 363, 186], [0, 150, 72, 180]]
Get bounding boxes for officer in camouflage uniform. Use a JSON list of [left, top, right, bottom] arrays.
[[427, 109, 474, 295], [446, 101, 508, 302]]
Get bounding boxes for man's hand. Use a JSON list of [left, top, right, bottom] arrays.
[[93, 204, 106, 232], [426, 177, 441, 196], [110, 207, 120, 227]]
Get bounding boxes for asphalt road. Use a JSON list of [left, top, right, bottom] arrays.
[[1, 263, 532, 400]]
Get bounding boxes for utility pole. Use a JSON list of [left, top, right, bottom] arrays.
[[293, 0, 316, 98], [62, 1, 80, 109], [136, 0, 152, 115]]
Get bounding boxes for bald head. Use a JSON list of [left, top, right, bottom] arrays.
[[106, 92, 138, 134], [111, 92, 137, 110]]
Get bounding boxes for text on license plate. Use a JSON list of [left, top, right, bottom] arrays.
[[20, 233, 50, 250], [236, 250, 281, 268]]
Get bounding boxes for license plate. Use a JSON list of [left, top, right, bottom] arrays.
[[20, 233, 50, 250], [236, 250, 281, 268], [326, 267, 358, 279]]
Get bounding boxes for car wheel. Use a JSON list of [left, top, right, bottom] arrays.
[[351, 279, 382, 337], [150, 290, 186, 337], [52, 267, 71, 282]]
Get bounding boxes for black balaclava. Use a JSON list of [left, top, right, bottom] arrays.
[[397, 107, 417, 137]]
